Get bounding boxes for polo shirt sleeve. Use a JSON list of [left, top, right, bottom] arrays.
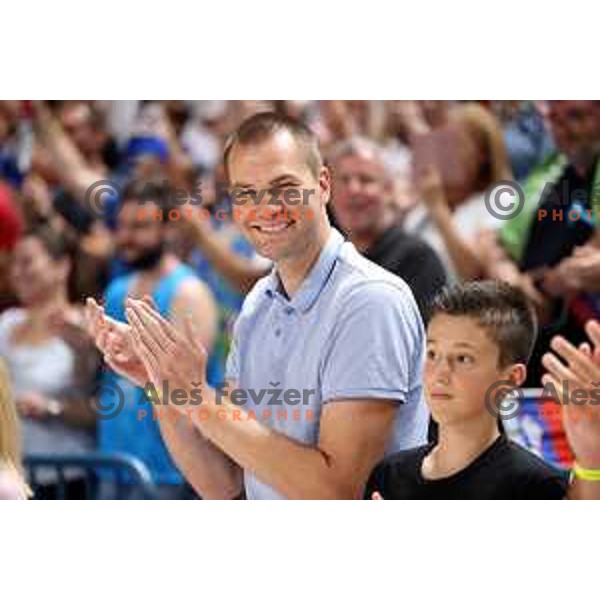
[[321, 282, 424, 405]]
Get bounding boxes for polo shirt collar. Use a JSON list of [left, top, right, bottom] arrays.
[[264, 228, 345, 313]]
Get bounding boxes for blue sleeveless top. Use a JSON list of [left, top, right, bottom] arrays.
[[98, 263, 221, 484]]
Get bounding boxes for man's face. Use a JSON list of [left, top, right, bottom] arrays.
[[330, 152, 390, 238], [115, 200, 165, 267], [227, 131, 330, 262], [547, 101, 600, 165], [424, 314, 514, 427]]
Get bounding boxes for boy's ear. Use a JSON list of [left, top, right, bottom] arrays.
[[506, 363, 527, 387]]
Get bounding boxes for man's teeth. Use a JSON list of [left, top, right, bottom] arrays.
[[257, 221, 291, 233]]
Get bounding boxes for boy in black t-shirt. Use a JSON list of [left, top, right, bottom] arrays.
[[367, 281, 600, 500]]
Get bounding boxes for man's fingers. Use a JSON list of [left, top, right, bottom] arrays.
[[136, 340, 161, 384], [126, 306, 165, 363], [181, 311, 208, 358], [541, 352, 578, 388], [127, 298, 179, 346], [141, 295, 159, 312], [586, 320, 600, 350], [127, 325, 160, 384], [541, 373, 561, 390], [550, 336, 597, 385], [86, 297, 118, 352], [371, 491, 384, 500], [130, 306, 177, 356]]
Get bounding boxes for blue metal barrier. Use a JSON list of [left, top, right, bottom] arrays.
[[24, 452, 158, 500]]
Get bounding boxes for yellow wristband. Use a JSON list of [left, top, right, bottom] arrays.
[[573, 463, 600, 482]]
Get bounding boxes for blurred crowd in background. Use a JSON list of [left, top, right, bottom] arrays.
[[1, 99, 600, 498]]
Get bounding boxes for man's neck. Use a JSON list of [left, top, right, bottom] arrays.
[[349, 230, 380, 254], [346, 211, 394, 254], [276, 223, 332, 298], [137, 254, 178, 286], [422, 416, 500, 480]]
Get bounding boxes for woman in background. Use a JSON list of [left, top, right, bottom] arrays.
[[404, 102, 512, 281], [0, 224, 99, 499], [0, 360, 30, 499]]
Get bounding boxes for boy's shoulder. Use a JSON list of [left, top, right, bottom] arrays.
[[365, 444, 431, 499], [497, 438, 570, 499], [365, 437, 570, 500]]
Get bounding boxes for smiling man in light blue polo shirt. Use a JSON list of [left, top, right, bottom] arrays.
[[225, 225, 428, 499], [88, 111, 429, 499]]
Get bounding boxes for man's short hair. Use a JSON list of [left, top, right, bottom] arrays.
[[327, 136, 387, 171], [429, 280, 538, 367], [223, 111, 323, 180]]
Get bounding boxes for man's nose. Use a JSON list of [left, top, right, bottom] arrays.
[[260, 200, 286, 219], [347, 177, 362, 196]]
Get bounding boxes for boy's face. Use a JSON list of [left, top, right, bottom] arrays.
[[424, 314, 523, 426]]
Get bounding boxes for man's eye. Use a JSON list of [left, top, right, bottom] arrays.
[[426, 349, 437, 361], [235, 190, 254, 202]]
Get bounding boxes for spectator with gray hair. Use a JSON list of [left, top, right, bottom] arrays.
[[328, 136, 446, 319]]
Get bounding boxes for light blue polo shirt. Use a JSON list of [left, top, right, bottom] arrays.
[[226, 228, 429, 499]]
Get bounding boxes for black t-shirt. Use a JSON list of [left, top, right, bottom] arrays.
[[520, 160, 597, 272], [366, 435, 569, 500], [364, 224, 447, 321]]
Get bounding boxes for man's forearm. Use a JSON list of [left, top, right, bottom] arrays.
[[186, 389, 362, 499], [157, 416, 243, 499], [34, 112, 100, 198], [431, 207, 484, 280]]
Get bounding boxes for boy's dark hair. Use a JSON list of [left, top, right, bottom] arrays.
[[222, 111, 322, 181], [429, 280, 538, 367]]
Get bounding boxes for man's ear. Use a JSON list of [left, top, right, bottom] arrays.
[[319, 165, 332, 206]]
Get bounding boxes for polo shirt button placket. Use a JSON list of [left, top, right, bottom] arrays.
[[274, 306, 284, 339], [274, 306, 294, 344]]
